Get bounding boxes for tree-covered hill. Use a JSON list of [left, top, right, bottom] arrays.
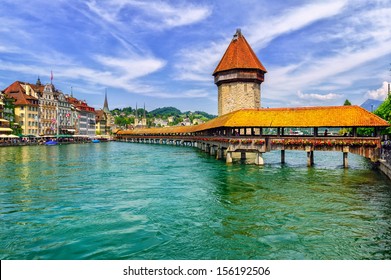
[[111, 106, 216, 128], [149, 107, 181, 116]]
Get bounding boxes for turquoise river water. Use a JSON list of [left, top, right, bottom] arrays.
[[1, 142, 391, 260]]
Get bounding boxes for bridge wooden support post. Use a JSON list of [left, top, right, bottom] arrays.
[[210, 146, 216, 156], [255, 151, 264, 165], [216, 148, 223, 160], [206, 144, 211, 154], [281, 150, 285, 164], [226, 151, 233, 164], [241, 152, 246, 160], [307, 152, 311, 167], [306, 146, 314, 167], [343, 146, 349, 168], [343, 152, 348, 168]]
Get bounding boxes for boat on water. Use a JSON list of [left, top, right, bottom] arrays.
[[45, 140, 58, 145], [92, 139, 100, 143]]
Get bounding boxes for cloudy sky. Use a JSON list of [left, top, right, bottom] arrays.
[[0, 0, 390, 114]]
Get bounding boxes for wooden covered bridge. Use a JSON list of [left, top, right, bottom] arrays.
[[115, 105, 389, 167]]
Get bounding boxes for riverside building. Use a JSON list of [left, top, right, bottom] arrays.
[[4, 81, 40, 136], [95, 90, 113, 136], [3, 79, 96, 137], [66, 96, 96, 137]]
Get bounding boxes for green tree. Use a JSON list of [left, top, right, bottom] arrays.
[[343, 99, 352, 105], [373, 95, 391, 134]]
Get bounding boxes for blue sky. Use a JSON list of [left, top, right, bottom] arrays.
[[0, 0, 390, 114]]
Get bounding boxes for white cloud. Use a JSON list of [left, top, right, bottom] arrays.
[[133, 1, 212, 28], [86, 0, 211, 29], [248, 0, 348, 49], [297, 91, 342, 100], [268, 38, 391, 94], [175, 0, 347, 83], [182, 89, 210, 98], [94, 55, 166, 79], [264, 3, 391, 105], [367, 81, 390, 101]]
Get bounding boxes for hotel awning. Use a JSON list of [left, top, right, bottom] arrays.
[[0, 127, 13, 132]]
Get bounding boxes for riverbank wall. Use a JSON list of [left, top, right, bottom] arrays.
[[379, 143, 391, 180]]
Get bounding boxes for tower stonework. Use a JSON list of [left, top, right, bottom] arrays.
[[213, 29, 267, 116]]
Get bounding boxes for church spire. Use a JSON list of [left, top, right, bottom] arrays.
[[103, 88, 110, 113], [141, 103, 147, 127], [36, 76, 42, 86], [134, 103, 139, 127]]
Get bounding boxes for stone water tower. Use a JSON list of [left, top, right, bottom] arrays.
[[213, 29, 267, 116]]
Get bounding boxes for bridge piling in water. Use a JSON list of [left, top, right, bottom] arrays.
[[255, 152, 264, 165], [281, 150, 285, 164], [226, 151, 233, 164], [343, 152, 348, 168]]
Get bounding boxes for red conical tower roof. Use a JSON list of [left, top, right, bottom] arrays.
[[213, 29, 267, 75]]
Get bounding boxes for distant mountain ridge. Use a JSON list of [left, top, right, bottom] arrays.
[[360, 99, 383, 112]]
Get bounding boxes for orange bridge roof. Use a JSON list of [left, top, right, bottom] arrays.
[[117, 106, 389, 135]]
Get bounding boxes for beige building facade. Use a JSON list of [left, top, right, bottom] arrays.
[[4, 81, 40, 135]]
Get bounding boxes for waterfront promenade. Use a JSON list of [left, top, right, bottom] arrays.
[[0, 135, 97, 146]]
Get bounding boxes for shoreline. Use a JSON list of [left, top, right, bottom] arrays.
[[0, 139, 111, 147]]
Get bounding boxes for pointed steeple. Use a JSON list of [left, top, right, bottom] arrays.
[[36, 76, 42, 86], [103, 88, 110, 113], [141, 103, 147, 127], [134, 103, 139, 127], [213, 29, 267, 75]]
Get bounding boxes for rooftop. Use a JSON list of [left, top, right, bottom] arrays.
[[213, 29, 267, 75]]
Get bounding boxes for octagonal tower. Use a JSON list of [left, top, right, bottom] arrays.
[[213, 29, 267, 116]]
